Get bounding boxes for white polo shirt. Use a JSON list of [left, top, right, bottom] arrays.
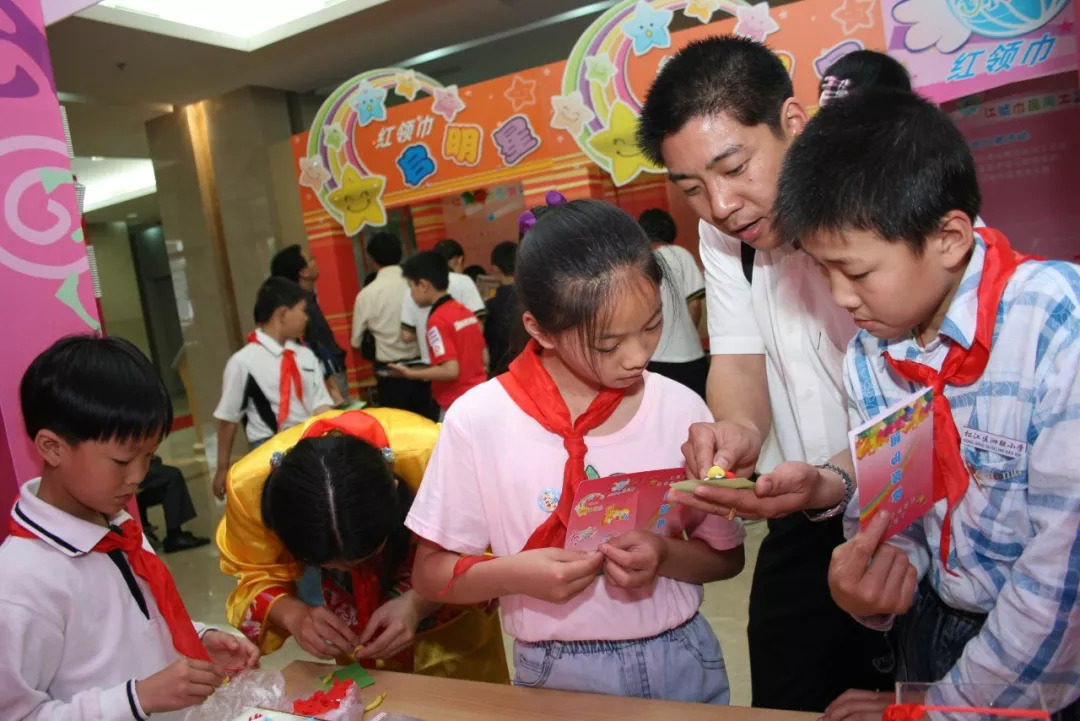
[[213, 329, 334, 443], [700, 220, 855, 471], [0, 480, 206, 721], [351, 265, 420, 363], [400, 272, 486, 364], [653, 243, 707, 363]]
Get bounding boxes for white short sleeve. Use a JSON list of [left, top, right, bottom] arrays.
[[699, 220, 764, 355], [679, 246, 706, 300], [400, 293, 421, 331], [351, 290, 368, 348], [301, 348, 335, 410], [405, 410, 491, 555], [450, 273, 486, 316], [213, 353, 246, 423]]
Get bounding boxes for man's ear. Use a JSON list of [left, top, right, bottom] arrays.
[[779, 97, 810, 140]]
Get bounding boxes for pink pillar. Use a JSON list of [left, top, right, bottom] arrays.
[[0, 0, 101, 538]]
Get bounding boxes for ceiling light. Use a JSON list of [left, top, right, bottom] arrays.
[[91, 156, 104, 161], [126, 212, 139, 219]]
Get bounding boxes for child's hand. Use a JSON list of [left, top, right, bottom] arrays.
[[386, 363, 411, 379], [828, 512, 918, 617], [135, 657, 225, 714], [355, 593, 425, 660], [823, 689, 896, 721], [283, 602, 362, 660], [212, 468, 228, 501], [599, 531, 667, 589], [201, 629, 260, 673], [506, 548, 605, 604]]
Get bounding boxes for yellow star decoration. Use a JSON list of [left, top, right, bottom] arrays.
[[394, 70, 421, 101], [326, 167, 387, 234], [587, 101, 661, 187], [776, 50, 795, 77], [684, 0, 721, 23]]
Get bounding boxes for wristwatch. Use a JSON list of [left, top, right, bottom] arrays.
[[804, 462, 855, 522]]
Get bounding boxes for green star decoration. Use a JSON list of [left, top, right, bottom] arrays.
[[585, 55, 617, 87], [324, 123, 346, 150]]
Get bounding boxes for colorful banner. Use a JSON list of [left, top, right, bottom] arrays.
[[881, 0, 1078, 103]]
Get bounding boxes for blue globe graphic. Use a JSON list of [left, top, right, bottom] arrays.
[[946, 0, 1070, 38]]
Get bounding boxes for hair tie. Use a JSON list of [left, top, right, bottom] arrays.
[[269, 450, 285, 468], [544, 190, 568, 206], [819, 76, 852, 107], [517, 190, 570, 237]]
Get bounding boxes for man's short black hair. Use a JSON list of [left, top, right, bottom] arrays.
[[638, 208, 677, 244], [774, 89, 981, 254], [401, 251, 450, 292], [270, 244, 308, 284], [21, 335, 173, 445], [254, 277, 307, 324], [433, 239, 465, 263], [366, 232, 402, 267], [491, 241, 518, 276], [638, 35, 793, 167]]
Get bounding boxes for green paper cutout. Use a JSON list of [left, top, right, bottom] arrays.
[[71, 228, 84, 243], [40, 168, 74, 193], [324, 663, 375, 689], [585, 465, 600, 480], [56, 273, 101, 331]]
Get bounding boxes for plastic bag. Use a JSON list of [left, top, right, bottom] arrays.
[[183, 669, 288, 721]]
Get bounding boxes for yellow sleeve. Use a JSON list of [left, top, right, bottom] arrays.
[[361, 407, 440, 493]]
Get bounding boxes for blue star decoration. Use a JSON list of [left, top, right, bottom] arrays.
[[396, 143, 437, 187], [350, 82, 388, 127], [624, 0, 673, 57]]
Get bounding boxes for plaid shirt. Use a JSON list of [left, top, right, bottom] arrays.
[[842, 234, 1080, 711]]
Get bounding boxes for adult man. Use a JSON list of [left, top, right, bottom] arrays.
[[271, 244, 348, 403], [638, 36, 890, 712]]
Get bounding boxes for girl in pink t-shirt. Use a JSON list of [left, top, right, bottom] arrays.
[[406, 198, 745, 703]]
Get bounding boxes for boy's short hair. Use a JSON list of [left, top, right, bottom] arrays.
[[402, 251, 450, 292], [491, 241, 518, 276], [433, 239, 465, 263], [253, 277, 307, 324], [270, 244, 308, 284], [775, 89, 981, 253], [638, 208, 677, 244], [638, 35, 793, 167], [366, 232, 403, 267], [21, 335, 173, 444]]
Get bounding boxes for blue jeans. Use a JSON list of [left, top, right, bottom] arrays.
[[512, 613, 729, 704]]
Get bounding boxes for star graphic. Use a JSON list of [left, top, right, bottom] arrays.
[[623, 0, 674, 56], [587, 101, 661, 186], [831, 0, 876, 36], [323, 123, 346, 150], [431, 85, 466, 123], [298, 156, 330, 190], [504, 75, 537, 113], [350, 82, 388, 127], [775, 50, 795, 77], [733, 2, 781, 42], [1053, 19, 1075, 35], [550, 91, 596, 136], [325, 167, 387, 234], [394, 70, 421, 101], [585, 54, 617, 87], [684, 0, 720, 23]]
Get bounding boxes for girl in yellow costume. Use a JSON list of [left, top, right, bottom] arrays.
[[217, 407, 508, 683]]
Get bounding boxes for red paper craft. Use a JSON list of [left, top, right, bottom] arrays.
[[292, 678, 355, 716], [885, 703, 1050, 720]]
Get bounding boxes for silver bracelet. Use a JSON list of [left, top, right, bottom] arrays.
[[803, 462, 855, 522]]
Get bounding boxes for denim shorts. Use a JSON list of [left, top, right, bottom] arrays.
[[512, 613, 730, 704]]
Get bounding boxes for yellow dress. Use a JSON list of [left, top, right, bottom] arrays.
[[217, 407, 508, 684]]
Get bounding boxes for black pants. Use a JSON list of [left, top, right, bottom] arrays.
[[376, 375, 439, 421], [647, 356, 709, 400], [749, 514, 894, 712], [138, 460, 197, 533]]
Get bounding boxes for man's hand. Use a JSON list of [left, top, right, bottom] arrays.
[[386, 363, 412, 379], [599, 531, 666, 589], [823, 689, 895, 721], [201, 630, 260, 672], [671, 461, 841, 520], [828, 511, 918, 617], [681, 420, 762, 481]]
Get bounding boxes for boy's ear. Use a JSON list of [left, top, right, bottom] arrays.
[[936, 210, 976, 271], [271, 304, 290, 323], [522, 312, 555, 350], [34, 429, 67, 468]]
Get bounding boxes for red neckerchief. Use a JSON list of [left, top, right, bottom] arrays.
[[8, 517, 211, 662], [884, 228, 1037, 573], [247, 330, 304, 428], [440, 339, 624, 592]]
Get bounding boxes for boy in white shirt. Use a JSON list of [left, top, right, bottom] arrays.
[[212, 277, 334, 499], [0, 335, 259, 721]]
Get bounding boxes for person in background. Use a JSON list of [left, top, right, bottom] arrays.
[[271, 244, 349, 404], [639, 208, 709, 399], [0, 335, 259, 721], [137, 455, 210, 553], [212, 277, 334, 500], [390, 252, 488, 419], [817, 49, 912, 107], [463, 265, 487, 286], [351, 232, 432, 418], [433, 238, 469, 276], [485, 241, 519, 377]]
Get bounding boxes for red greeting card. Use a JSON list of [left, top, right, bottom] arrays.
[[564, 468, 688, 551]]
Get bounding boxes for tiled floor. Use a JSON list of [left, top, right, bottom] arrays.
[[157, 428, 764, 707]]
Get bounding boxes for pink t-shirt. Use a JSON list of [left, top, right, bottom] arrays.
[[405, 372, 745, 643]]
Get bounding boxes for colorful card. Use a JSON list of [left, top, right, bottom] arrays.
[[564, 468, 688, 551], [850, 387, 935, 541]]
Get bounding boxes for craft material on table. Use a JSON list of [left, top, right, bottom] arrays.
[[670, 466, 755, 493], [320, 664, 375, 690], [564, 467, 689, 551], [851, 387, 935, 541], [292, 678, 355, 716]]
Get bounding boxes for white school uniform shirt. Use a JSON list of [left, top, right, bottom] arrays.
[[213, 328, 334, 443], [0, 480, 207, 721], [350, 265, 420, 362], [700, 219, 855, 470], [652, 243, 707, 363], [400, 272, 486, 364]]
